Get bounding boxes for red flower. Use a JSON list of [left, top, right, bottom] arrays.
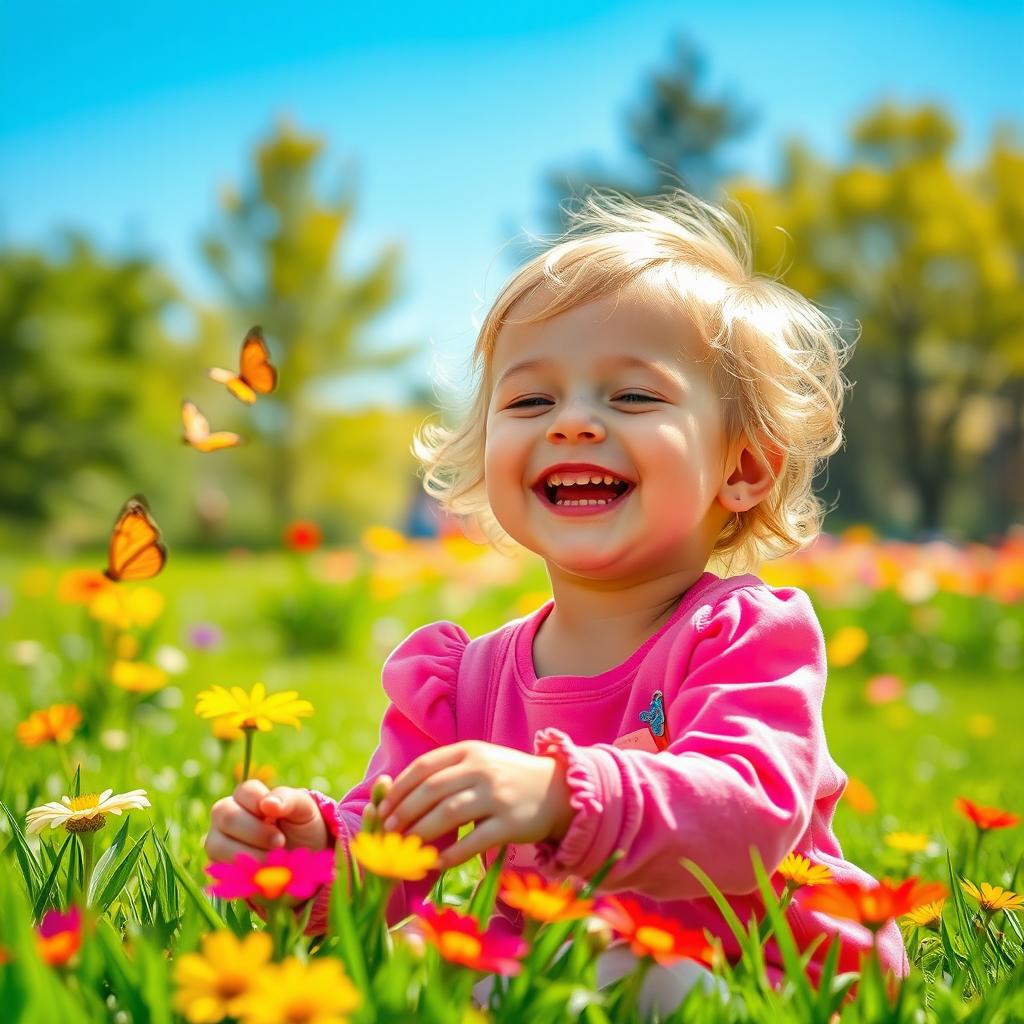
[[596, 896, 717, 967], [283, 520, 323, 552], [954, 797, 1020, 832], [802, 877, 948, 933], [36, 907, 82, 966], [413, 904, 527, 975]]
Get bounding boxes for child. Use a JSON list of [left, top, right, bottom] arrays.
[[206, 189, 909, 1009]]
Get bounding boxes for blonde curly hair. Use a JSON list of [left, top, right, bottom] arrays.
[[413, 188, 853, 574]]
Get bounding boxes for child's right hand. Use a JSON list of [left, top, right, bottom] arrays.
[[206, 780, 329, 862]]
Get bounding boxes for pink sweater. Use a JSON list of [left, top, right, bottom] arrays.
[[309, 571, 908, 985]]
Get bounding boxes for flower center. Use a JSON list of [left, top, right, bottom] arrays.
[[216, 973, 249, 999], [635, 925, 676, 955], [67, 794, 101, 812], [253, 866, 294, 900], [438, 931, 482, 963], [283, 998, 318, 1023], [524, 891, 571, 920]]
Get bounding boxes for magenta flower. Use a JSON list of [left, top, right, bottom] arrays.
[[186, 622, 223, 651], [206, 847, 335, 902], [412, 903, 527, 976]]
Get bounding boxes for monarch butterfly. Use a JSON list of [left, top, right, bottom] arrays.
[[104, 495, 168, 582], [181, 400, 242, 452], [208, 325, 278, 404]]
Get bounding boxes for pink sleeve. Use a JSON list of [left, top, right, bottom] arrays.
[[301, 620, 469, 933], [533, 585, 827, 899]]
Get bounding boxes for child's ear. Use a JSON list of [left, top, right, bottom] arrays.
[[717, 434, 783, 513]]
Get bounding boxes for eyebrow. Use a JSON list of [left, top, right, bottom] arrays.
[[496, 355, 682, 388]]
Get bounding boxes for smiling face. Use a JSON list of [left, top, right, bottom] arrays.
[[484, 283, 734, 583]]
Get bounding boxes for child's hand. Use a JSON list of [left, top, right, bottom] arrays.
[[374, 741, 574, 870], [206, 780, 329, 863]]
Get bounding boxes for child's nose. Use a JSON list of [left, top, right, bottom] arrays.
[[545, 402, 607, 442]]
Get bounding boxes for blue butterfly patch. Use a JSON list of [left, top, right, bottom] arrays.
[[639, 689, 666, 738]]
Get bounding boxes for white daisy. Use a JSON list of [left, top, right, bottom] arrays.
[[26, 788, 150, 835]]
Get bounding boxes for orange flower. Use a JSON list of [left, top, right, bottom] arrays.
[[57, 569, 112, 604], [283, 520, 322, 552], [36, 907, 82, 966], [499, 871, 594, 923], [413, 905, 527, 975], [802, 877, 948, 932], [597, 896, 717, 967], [954, 797, 1019, 831], [16, 704, 82, 747], [842, 777, 877, 815]]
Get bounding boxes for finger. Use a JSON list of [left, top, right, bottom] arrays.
[[436, 818, 508, 872], [406, 787, 489, 845], [220, 803, 286, 849], [260, 787, 317, 825], [379, 745, 467, 819], [233, 779, 272, 815], [383, 764, 473, 833], [205, 831, 275, 864]]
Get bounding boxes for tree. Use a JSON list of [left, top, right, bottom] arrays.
[[731, 106, 1024, 535], [539, 36, 757, 236], [0, 235, 180, 541], [201, 120, 418, 526]]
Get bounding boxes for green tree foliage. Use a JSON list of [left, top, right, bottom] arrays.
[[0, 235, 179, 540], [201, 120, 420, 526], [731, 106, 1024, 535]]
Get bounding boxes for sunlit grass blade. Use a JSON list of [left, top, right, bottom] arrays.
[[31, 832, 73, 921], [467, 844, 507, 926], [0, 798, 43, 897], [94, 828, 150, 912], [87, 815, 132, 907], [151, 831, 225, 931]]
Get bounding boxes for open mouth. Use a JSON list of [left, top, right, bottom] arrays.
[[536, 478, 633, 508]]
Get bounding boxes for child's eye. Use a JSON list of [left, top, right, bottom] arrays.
[[507, 397, 552, 409], [615, 393, 657, 404]]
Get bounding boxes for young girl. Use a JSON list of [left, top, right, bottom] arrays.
[[206, 189, 909, 1010]]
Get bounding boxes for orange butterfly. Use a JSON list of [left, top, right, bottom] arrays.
[[182, 400, 242, 453], [208, 325, 278, 404], [104, 495, 168, 582]]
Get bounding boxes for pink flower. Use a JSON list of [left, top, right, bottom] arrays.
[[206, 847, 335, 902], [412, 903, 527, 976], [865, 674, 904, 705], [37, 906, 82, 966]]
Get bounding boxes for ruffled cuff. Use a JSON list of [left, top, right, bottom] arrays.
[[300, 790, 355, 935], [309, 789, 350, 845], [532, 727, 604, 874]]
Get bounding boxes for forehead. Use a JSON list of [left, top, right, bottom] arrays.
[[490, 283, 708, 380]]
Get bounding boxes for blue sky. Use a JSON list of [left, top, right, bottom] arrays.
[[2, 1, 1021, 407]]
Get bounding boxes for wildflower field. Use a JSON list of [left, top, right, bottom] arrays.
[[2, 527, 1024, 1023]]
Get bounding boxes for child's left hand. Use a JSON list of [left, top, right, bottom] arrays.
[[374, 741, 575, 870]]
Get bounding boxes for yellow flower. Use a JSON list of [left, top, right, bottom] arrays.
[[960, 879, 1024, 913], [884, 831, 930, 854], [15, 704, 82, 747], [194, 683, 313, 733], [826, 625, 869, 668], [350, 831, 440, 881], [26, 788, 150, 835], [111, 660, 168, 693], [234, 761, 275, 785], [776, 852, 833, 889], [211, 716, 244, 742], [237, 956, 360, 1024], [173, 930, 272, 1024], [902, 899, 945, 929], [361, 525, 408, 555], [89, 586, 165, 629]]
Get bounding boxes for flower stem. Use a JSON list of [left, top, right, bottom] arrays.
[[242, 728, 255, 782], [80, 832, 97, 904]]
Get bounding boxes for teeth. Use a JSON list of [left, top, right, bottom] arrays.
[[545, 471, 626, 488], [555, 498, 613, 506]]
